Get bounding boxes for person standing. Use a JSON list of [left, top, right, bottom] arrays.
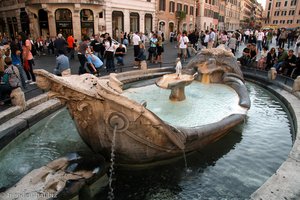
[[169, 31, 174, 43], [156, 34, 164, 63], [104, 36, 116, 73], [11, 49, 26, 89], [20, 32, 36, 83], [178, 31, 189, 62], [207, 28, 215, 49], [228, 35, 237, 55], [67, 34, 75, 60], [90, 34, 102, 59], [203, 30, 210, 48], [132, 32, 141, 59], [54, 33, 67, 56], [256, 30, 264, 52], [77, 36, 90, 74], [148, 34, 158, 63], [278, 28, 288, 49]]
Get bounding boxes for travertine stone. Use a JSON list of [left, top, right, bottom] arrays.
[[10, 87, 26, 110]]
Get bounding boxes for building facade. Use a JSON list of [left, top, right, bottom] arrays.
[[0, 0, 29, 39], [197, 0, 223, 31], [156, 0, 197, 40], [224, 0, 242, 30], [264, 0, 300, 29], [196, 0, 242, 32], [0, 0, 155, 41]]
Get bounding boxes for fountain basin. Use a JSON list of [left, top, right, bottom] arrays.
[[34, 48, 251, 166]]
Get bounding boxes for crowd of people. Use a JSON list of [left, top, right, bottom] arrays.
[[236, 28, 300, 78], [0, 32, 36, 105], [1, 27, 300, 105]]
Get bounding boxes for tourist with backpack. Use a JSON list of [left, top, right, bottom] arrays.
[[0, 57, 21, 105]]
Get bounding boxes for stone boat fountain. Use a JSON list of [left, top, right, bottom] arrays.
[[34, 47, 250, 166]]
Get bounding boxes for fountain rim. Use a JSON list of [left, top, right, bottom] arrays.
[[0, 68, 299, 199], [242, 70, 300, 200]]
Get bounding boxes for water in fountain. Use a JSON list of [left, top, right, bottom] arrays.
[[123, 81, 246, 127], [182, 150, 192, 173], [108, 125, 118, 200], [0, 82, 293, 199], [0, 109, 92, 189]]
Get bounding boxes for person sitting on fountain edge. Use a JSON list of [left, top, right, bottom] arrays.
[[115, 43, 126, 66], [237, 48, 251, 67], [0, 57, 22, 105], [54, 49, 71, 76]]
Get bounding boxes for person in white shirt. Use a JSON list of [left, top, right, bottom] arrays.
[[132, 32, 141, 58], [203, 30, 210, 48], [256, 30, 264, 51], [104, 37, 116, 73], [244, 29, 250, 43], [178, 31, 189, 62]]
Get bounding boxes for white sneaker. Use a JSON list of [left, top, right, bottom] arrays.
[[29, 81, 36, 85], [25, 80, 31, 84]]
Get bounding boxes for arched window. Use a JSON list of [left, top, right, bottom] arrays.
[[0, 18, 5, 34], [55, 9, 73, 38], [130, 12, 139, 33], [144, 14, 152, 34], [38, 9, 49, 37], [12, 17, 18, 36], [80, 9, 94, 38], [112, 11, 124, 40], [6, 18, 14, 38], [20, 8, 29, 34]]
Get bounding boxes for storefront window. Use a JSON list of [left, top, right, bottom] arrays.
[[55, 9, 73, 38], [112, 11, 124, 39], [0, 18, 5, 35], [20, 8, 29, 35], [130, 13, 139, 33], [80, 9, 94, 38], [144, 14, 152, 35], [12, 17, 18, 37], [38, 9, 49, 37], [6, 18, 14, 38]]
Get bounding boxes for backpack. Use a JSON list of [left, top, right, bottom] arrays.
[[3, 66, 20, 88]]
